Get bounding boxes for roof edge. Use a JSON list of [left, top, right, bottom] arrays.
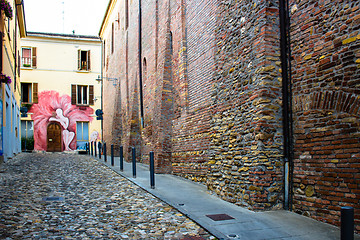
[[26, 31, 101, 41]]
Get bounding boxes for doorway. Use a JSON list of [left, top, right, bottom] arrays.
[[47, 122, 62, 152]]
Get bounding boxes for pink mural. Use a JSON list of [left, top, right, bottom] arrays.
[[29, 91, 94, 151]]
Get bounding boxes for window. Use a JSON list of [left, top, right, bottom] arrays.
[[77, 85, 88, 105], [21, 120, 34, 138], [76, 121, 89, 150], [78, 50, 91, 71], [21, 83, 38, 103], [21, 47, 37, 68], [71, 84, 94, 105]]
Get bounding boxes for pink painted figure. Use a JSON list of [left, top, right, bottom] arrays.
[[90, 131, 100, 142], [29, 91, 93, 151]]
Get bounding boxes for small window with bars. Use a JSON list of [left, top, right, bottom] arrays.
[[21, 47, 37, 68]]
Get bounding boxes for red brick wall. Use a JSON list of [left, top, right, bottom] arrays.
[[290, 0, 360, 232], [103, 0, 217, 176], [170, 0, 217, 180]]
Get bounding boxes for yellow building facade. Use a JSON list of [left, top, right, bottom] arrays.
[[20, 32, 102, 152], [0, 0, 26, 162]]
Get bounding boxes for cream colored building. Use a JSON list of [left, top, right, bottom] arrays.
[[20, 32, 102, 152], [0, 0, 26, 162]]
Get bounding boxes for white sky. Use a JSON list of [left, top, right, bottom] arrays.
[[24, 0, 109, 36]]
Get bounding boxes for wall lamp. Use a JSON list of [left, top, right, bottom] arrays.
[[96, 75, 119, 86]]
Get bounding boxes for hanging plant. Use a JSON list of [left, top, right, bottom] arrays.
[[0, 0, 13, 19], [0, 73, 12, 84]]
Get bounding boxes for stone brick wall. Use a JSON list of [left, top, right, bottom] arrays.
[[209, 0, 284, 210], [102, 0, 360, 232], [290, 0, 360, 232]]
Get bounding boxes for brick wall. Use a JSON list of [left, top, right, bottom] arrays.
[[290, 0, 360, 232], [102, 0, 360, 232], [103, 0, 217, 175], [209, 0, 284, 210], [170, 0, 217, 180]]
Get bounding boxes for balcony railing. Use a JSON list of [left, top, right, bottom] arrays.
[[22, 57, 32, 67]]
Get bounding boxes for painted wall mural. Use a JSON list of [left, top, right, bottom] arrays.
[[29, 91, 94, 151]]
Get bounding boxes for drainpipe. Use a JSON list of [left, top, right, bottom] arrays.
[[279, 0, 293, 211], [101, 40, 104, 143], [138, 0, 144, 128]]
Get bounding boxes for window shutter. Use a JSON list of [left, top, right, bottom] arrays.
[[17, 52, 20, 76], [32, 47, 37, 68], [78, 49, 81, 70], [32, 83, 38, 103], [89, 85, 94, 105], [87, 50, 91, 71], [71, 85, 77, 105]]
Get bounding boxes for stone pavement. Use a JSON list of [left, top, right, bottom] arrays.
[[0, 152, 215, 239], [98, 152, 360, 240]]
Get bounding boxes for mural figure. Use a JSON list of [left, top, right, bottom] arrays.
[[90, 131, 100, 142], [29, 91, 93, 151]]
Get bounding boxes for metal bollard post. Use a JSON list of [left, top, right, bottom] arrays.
[[341, 206, 354, 240], [120, 146, 124, 171], [150, 151, 155, 189], [111, 144, 114, 166], [98, 142, 102, 159], [91, 142, 93, 156], [104, 143, 107, 162], [94, 141, 97, 157], [132, 147, 136, 178]]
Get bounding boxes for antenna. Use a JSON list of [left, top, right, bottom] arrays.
[[62, 1, 65, 33]]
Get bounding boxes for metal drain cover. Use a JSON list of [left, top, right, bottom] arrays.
[[206, 213, 235, 221], [42, 196, 64, 201]]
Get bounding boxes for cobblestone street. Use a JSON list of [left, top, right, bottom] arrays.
[[0, 153, 214, 239]]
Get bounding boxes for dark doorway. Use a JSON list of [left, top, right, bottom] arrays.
[[47, 122, 62, 152]]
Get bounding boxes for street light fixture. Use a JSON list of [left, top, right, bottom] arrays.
[[95, 75, 119, 143], [96, 75, 119, 86]]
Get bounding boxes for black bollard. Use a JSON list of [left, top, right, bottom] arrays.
[[104, 143, 107, 162], [91, 142, 93, 156], [111, 144, 114, 166], [150, 151, 155, 189], [341, 206, 354, 240], [120, 146, 124, 171], [132, 147, 136, 178], [94, 141, 97, 157], [98, 142, 102, 159], [89, 142, 92, 155]]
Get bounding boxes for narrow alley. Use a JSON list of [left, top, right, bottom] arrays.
[[0, 152, 213, 239]]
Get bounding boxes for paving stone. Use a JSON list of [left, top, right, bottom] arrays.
[[0, 153, 215, 239]]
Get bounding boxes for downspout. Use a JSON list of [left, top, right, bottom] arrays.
[[279, 0, 293, 211], [138, 0, 144, 128], [101, 40, 104, 142]]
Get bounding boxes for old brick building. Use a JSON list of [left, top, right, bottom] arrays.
[[100, 0, 360, 233]]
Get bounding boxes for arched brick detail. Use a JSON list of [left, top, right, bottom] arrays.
[[293, 90, 360, 116]]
